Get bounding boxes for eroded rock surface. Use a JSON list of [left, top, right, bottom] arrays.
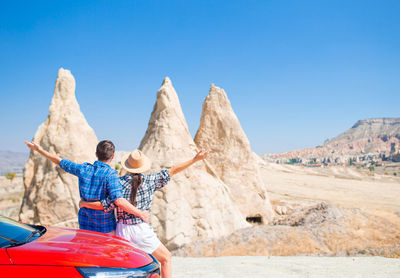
[[194, 84, 274, 223], [20, 68, 98, 226], [139, 78, 249, 250], [174, 202, 400, 257]]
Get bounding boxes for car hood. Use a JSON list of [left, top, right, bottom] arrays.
[[6, 226, 153, 268]]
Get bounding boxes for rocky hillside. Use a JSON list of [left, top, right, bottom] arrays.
[[174, 202, 400, 257], [268, 118, 400, 160]]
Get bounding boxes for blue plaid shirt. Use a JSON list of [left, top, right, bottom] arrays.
[[101, 170, 170, 225], [60, 159, 123, 233]]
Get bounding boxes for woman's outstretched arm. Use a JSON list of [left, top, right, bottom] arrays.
[[79, 200, 103, 210], [169, 150, 211, 177]]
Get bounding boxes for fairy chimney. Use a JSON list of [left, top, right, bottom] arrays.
[[194, 84, 274, 223], [139, 77, 249, 250], [20, 68, 98, 226]]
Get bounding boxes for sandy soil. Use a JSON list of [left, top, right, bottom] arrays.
[[173, 256, 400, 278], [260, 163, 400, 212]]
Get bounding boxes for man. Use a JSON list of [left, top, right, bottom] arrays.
[[24, 140, 149, 235]]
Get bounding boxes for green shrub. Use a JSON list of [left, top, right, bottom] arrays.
[[5, 172, 16, 183], [368, 165, 375, 172]]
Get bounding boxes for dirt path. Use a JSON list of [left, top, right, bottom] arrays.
[[173, 256, 400, 278]]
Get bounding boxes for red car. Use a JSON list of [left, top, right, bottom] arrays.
[[0, 216, 160, 277]]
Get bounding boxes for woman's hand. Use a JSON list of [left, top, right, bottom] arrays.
[[194, 149, 211, 162], [170, 150, 212, 177]]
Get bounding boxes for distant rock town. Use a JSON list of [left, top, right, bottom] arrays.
[[263, 118, 400, 167]]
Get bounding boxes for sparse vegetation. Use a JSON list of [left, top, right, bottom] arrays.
[[368, 165, 375, 172], [394, 172, 397, 176], [8, 196, 20, 202], [5, 172, 16, 183]]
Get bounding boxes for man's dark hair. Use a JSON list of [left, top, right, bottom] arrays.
[[96, 140, 115, 162]]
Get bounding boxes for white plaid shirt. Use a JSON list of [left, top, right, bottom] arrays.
[[101, 170, 170, 225]]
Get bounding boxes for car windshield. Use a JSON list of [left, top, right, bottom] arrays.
[[0, 216, 41, 248]]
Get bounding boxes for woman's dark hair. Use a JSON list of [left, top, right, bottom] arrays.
[[96, 140, 115, 161], [130, 174, 143, 206]]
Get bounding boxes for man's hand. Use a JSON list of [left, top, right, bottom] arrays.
[[115, 198, 150, 224], [24, 141, 41, 151], [139, 210, 150, 224], [24, 140, 61, 165], [194, 149, 211, 162]]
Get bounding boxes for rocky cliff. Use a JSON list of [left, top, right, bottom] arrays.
[[269, 118, 400, 160]]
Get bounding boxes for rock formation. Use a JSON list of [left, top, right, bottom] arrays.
[[267, 118, 400, 162], [139, 77, 249, 250], [20, 68, 98, 226], [194, 84, 274, 224], [174, 202, 400, 257], [324, 118, 400, 153]]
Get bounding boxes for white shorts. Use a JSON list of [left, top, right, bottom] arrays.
[[116, 222, 161, 254]]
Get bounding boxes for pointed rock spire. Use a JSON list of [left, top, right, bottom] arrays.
[[194, 84, 274, 223], [20, 68, 98, 226], [139, 78, 248, 250]]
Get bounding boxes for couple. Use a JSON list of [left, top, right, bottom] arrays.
[[25, 140, 210, 278]]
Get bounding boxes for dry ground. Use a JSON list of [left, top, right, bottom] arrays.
[[175, 162, 400, 257], [173, 256, 400, 278], [260, 163, 400, 212]]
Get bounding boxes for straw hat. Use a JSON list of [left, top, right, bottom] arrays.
[[120, 149, 152, 173]]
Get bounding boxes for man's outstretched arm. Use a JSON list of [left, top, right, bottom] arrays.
[[115, 198, 150, 223], [169, 150, 211, 177], [24, 141, 61, 165]]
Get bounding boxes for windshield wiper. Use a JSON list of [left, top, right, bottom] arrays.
[[23, 229, 43, 243], [5, 229, 44, 248]]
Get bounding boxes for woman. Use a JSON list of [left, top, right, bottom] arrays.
[[80, 148, 210, 278]]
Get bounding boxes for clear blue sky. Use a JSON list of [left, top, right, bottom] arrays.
[[1, 0, 399, 154]]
